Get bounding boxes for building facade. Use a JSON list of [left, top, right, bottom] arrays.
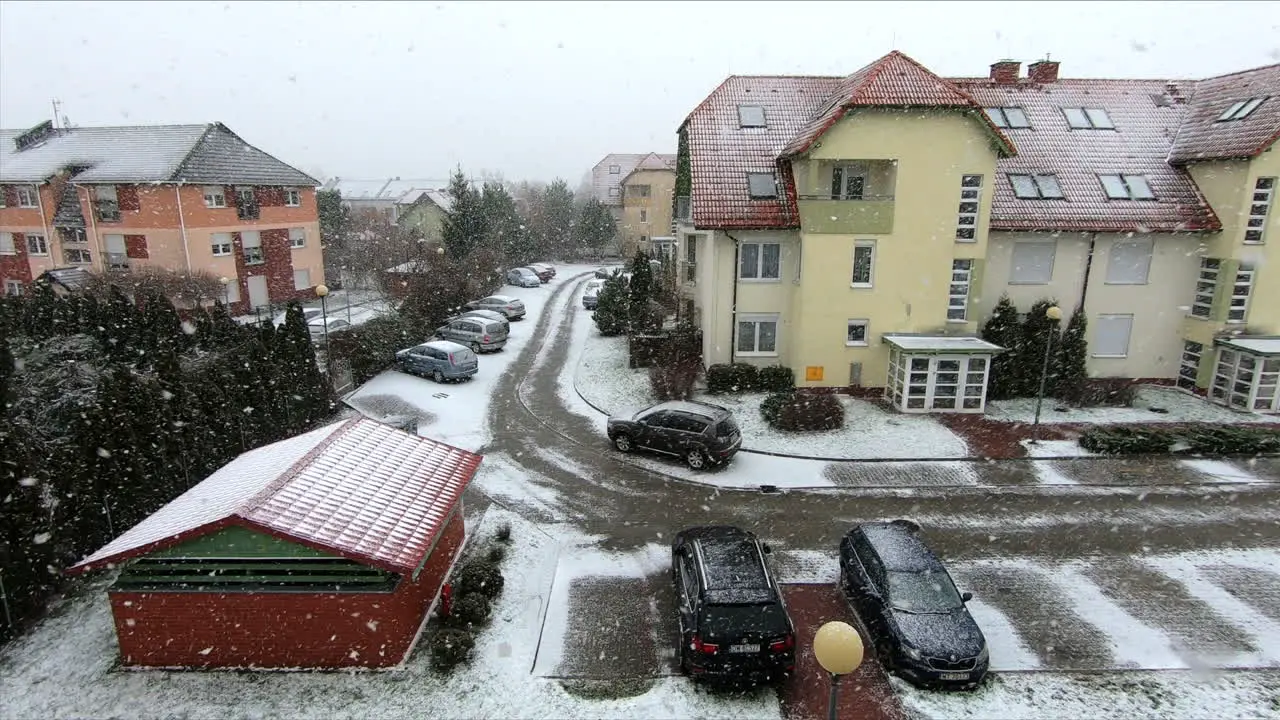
[[0, 121, 323, 315], [675, 52, 1279, 413], [618, 153, 677, 257]]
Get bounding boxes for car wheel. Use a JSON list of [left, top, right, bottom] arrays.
[[433, 370, 445, 383], [470, 342, 482, 353], [612, 434, 633, 453], [685, 449, 709, 470]]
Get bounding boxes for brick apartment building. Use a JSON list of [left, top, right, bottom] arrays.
[[0, 120, 323, 314]]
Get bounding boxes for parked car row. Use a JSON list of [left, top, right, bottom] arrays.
[[672, 521, 989, 691], [507, 262, 556, 288]]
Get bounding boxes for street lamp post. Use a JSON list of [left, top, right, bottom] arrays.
[[1031, 304, 1064, 440], [813, 620, 865, 720], [316, 284, 330, 346]]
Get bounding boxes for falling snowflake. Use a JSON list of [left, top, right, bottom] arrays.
[[33, 532, 52, 545]]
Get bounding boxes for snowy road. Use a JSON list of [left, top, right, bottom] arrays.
[[483, 271, 1280, 682]]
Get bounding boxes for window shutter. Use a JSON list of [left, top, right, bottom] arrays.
[[124, 234, 149, 259], [116, 185, 141, 211], [104, 234, 126, 254]]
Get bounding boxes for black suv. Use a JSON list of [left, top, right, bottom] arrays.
[[839, 520, 989, 690], [607, 401, 741, 470], [672, 526, 795, 685]]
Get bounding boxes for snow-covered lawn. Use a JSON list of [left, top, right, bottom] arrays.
[[346, 265, 597, 452], [988, 385, 1277, 425], [571, 332, 969, 460], [0, 504, 780, 720], [894, 669, 1280, 719]]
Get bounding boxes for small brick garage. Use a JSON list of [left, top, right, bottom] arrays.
[[67, 417, 482, 669]]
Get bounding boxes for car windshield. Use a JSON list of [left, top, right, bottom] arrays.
[[885, 570, 964, 613]]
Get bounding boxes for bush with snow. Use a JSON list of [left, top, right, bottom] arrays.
[[449, 593, 492, 628], [428, 628, 475, 673], [455, 559, 505, 599], [760, 391, 845, 432]]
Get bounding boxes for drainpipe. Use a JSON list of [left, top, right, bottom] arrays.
[[1078, 232, 1097, 312], [34, 183, 51, 259], [725, 231, 742, 364], [174, 184, 192, 272]]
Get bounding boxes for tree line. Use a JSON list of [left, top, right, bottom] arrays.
[[0, 284, 335, 642]]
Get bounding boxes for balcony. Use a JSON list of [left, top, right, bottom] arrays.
[[797, 195, 896, 234]]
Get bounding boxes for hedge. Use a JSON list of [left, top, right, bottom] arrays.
[[760, 391, 845, 432], [1079, 424, 1280, 455], [757, 365, 795, 392]]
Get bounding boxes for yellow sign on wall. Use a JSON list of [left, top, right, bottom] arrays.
[[806, 366, 824, 381]]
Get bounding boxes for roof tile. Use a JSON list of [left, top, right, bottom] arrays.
[[1168, 64, 1280, 162]]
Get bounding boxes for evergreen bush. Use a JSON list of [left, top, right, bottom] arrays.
[[456, 559, 505, 599], [429, 628, 475, 673], [449, 592, 493, 627], [760, 392, 845, 431], [1052, 307, 1089, 404], [495, 521, 512, 543], [981, 295, 1022, 400], [757, 365, 795, 392], [1079, 424, 1280, 455], [706, 363, 759, 394], [593, 275, 629, 336]]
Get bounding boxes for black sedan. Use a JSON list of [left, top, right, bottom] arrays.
[[838, 520, 989, 690]]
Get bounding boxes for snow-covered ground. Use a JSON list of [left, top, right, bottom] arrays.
[[988, 385, 1277, 425], [571, 330, 969, 460], [0, 504, 779, 720], [346, 266, 597, 452], [894, 669, 1280, 719]]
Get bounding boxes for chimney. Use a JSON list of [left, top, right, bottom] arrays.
[[989, 60, 1021, 83], [1028, 60, 1061, 84]]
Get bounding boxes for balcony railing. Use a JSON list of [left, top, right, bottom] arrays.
[[796, 194, 895, 234]]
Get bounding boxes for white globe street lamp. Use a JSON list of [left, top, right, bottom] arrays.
[[813, 620, 865, 720], [1031, 304, 1064, 439], [315, 284, 330, 346]]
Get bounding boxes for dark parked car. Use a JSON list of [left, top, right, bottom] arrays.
[[672, 526, 795, 685], [526, 264, 552, 283], [607, 400, 741, 470], [838, 520, 989, 690]]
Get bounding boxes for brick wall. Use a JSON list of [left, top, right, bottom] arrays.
[[261, 228, 297, 303], [109, 510, 466, 669], [0, 231, 33, 289]]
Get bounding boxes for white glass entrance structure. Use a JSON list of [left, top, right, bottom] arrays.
[[1210, 337, 1280, 414], [883, 335, 1004, 413]]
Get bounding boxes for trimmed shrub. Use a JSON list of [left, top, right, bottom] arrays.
[[487, 544, 507, 563], [757, 365, 795, 393], [649, 361, 699, 401], [495, 521, 512, 543], [429, 628, 475, 673], [1076, 378, 1138, 408], [450, 592, 492, 627], [760, 391, 845, 432], [456, 559, 505, 599], [706, 363, 759, 394], [1079, 424, 1280, 455]]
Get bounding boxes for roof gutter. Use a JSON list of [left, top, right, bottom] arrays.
[[725, 231, 742, 365]]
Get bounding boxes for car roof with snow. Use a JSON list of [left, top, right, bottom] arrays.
[[511, 266, 537, 274], [655, 400, 732, 419], [486, 294, 519, 302], [856, 522, 942, 573], [423, 340, 470, 353]]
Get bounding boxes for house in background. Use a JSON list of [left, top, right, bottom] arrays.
[[590, 153, 676, 254], [674, 52, 1279, 413], [67, 417, 482, 670], [395, 188, 453, 246], [322, 178, 456, 226], [0, 120, 323, 315], [619, 153, 677, 258]]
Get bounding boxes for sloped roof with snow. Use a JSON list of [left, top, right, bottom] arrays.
[[0, 122, 317, 186], [1168, 64, 1280, 163], [69, 418, 482, 576], [592, 153, 676, 206]]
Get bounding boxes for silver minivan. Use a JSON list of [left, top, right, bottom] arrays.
[[396, 340, 478, 383], [435, 316, 509, 352]]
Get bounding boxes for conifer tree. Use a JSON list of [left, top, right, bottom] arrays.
[[1052, 306, 1089, 404], [981, 294, 1022, 400], [1020, 298, 1062, 399], [628, 250, 658, 333], [593, 273, 630, 336]]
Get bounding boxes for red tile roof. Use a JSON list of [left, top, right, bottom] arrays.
[[955, 78, 1220, 232], [781, 51, 1015, 158], [1168, 64, 1280, 163], [69, 418, 482, 576]]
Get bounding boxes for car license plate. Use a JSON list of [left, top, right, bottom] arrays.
[[939, 672, 968, 681], [729, 644, 760, 654]]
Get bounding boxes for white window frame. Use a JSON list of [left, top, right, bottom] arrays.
[[1106, 238, 1153, 284], [16, 185, 38, 208], [739, 242, 782, 282], [735, 313, 779, 357], [1218, 97, 1268, 122], [4, 279, 22, 296], [738, 105, 767, 128], [1245, 177, 1274, 244], [1009, 241, 1056, 284], [831, 165, 867, 200], [747, 172, 778, 199], [1177, 340, 1203, 390], [1093, 314, 1134, 358], [1064, 107, 1115, 129], [103, 234, 128, 268], [203, 185, 226, 208], [26, 233, 48, 256], [284, 189, 301, 207], [63, 247, 92, 264], [1100, 174, 1156, 200], [984, 107, 1031, 129], [0, 232, 14, 255], [241, 230, 264, 265], [1190, 258, 1219, 318], [1227, 263, 1254, 323], [1009, 174, 1065, 199], [845, 319, 869, 347], [955, 174, 982, 241], [211, 232, 233, 257], [851, 241, 875, 287], [948, 259, 973, 322], [289, 227, 306, 249], [293, 268, 311, 291]]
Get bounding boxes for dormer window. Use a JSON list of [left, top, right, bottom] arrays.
[[747, 172, 778, 199], [1099, 174, 1156, 200], [984, 107, 1031, 129], [738, 105, 767, 128], [1063, 107, 1115, 130], [1218, 97, 1269, 122], [1009, 173, 1065, 199]]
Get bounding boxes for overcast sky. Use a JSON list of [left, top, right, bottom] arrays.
[[1, 1, 1278, 186]]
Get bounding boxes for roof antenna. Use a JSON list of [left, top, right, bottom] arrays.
[[51, 98, 62, 129], [890, 31, 897, 51]]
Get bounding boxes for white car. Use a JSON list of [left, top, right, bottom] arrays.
[[273, 308, 324, 327], [582, 279, 605, 309], [307, 316, 351, 343]]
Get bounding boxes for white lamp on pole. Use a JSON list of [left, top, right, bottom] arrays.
[[1031, 304, 1064, 440], [315, 284, 330, 346], [813, 621, 865, 720]]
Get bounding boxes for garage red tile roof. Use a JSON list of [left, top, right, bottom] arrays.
[[955, 77, 1221, 232], [69, 418, 482, 576], [1168, 64, 1280, 163]]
